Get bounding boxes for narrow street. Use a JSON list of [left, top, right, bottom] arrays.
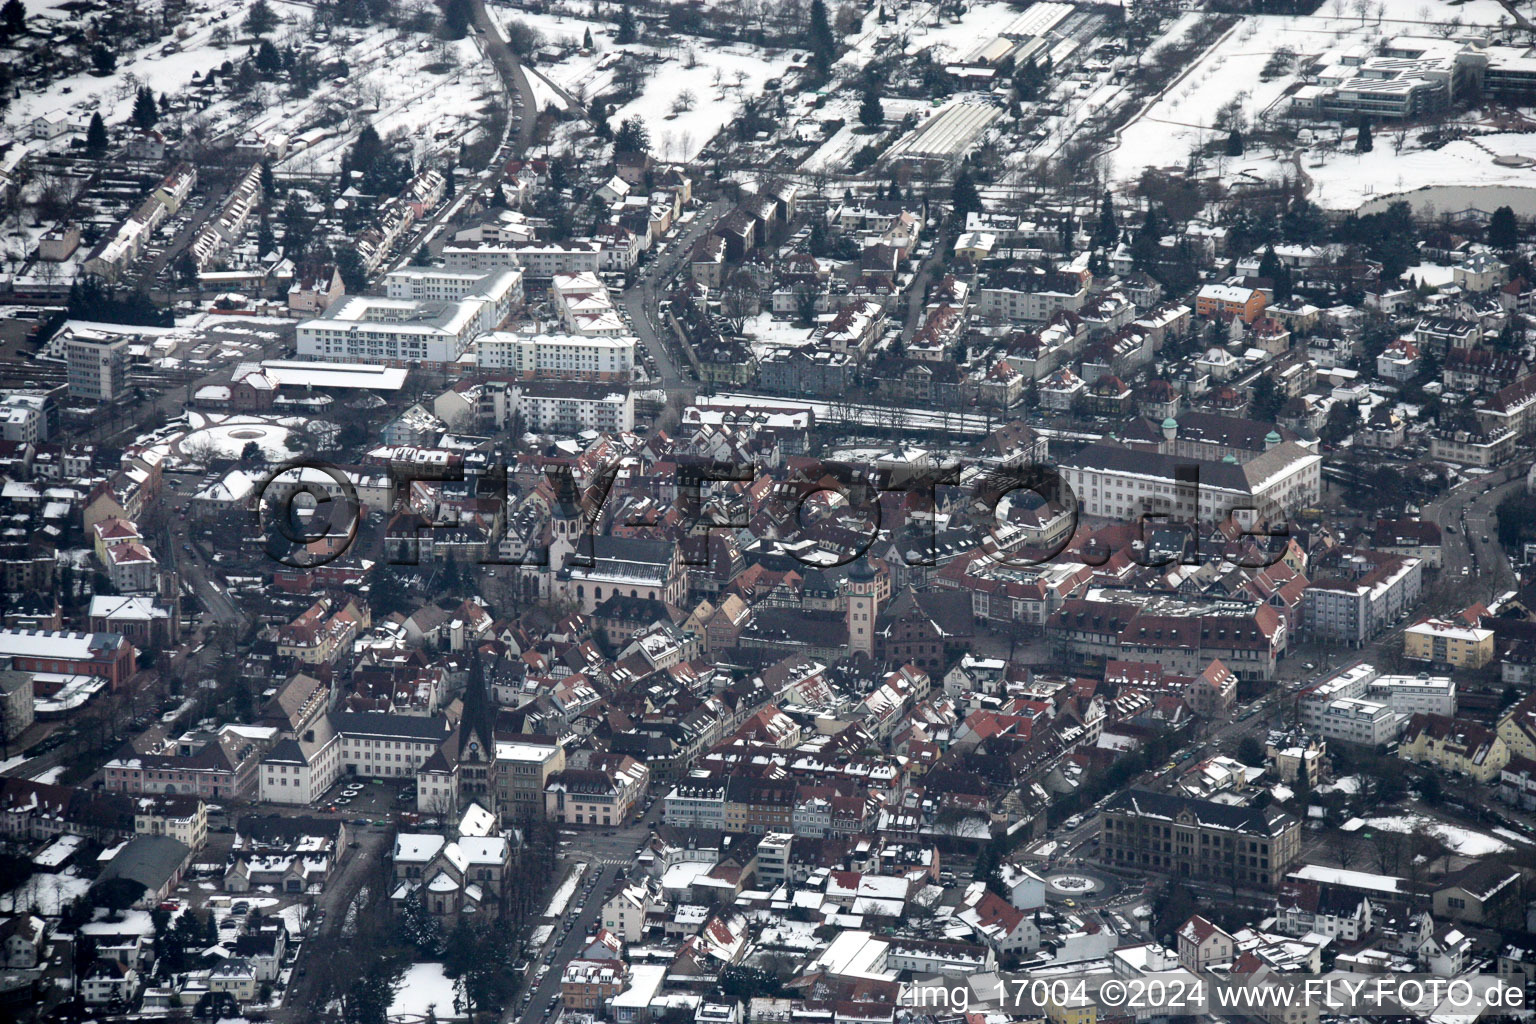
[[619, 198, 732, 394]]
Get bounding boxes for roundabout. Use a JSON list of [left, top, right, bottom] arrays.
[[1041, 866, 1123, 905]]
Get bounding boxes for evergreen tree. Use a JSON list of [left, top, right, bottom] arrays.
[[442, 0, 471, 38], [808, 0, 836, 73], [615, 5, 637, 43], [351, 124, 384, 175], [858, 88, 883, 128], [89, 42, 116, 74], [1249, 373, 1284, 422], [1225, 128, 1243, 157], [949, 167, 981, 222], [85, 112, 108, 156], [260, 161, 276, 201], [175, 251, 199, 288], [255, 38, 282, 74], [131, 86, 158, 131], [1488, 205, 1519, 249], [1273, 262, 1293, 303], [396, 886, 442, 955], [808, 217, 830, 257], [1355, 115, 1373, 153], [0, 0, 25, 40], [1094, 188, 1116, 248], [614, 116, 649, 155], [256, 214, 276, 258], [583, 26, 593, 48], [244, 0, 279, 36], [1257, 244, 1282, 283], [413, 245, 432, 266]]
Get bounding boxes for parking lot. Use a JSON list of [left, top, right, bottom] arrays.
[[311, 775, 416, 823]]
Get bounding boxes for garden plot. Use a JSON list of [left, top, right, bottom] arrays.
[[487, 4, 796, 163], [2, 0, 498, 181]]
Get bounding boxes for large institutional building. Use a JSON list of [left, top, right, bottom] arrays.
[[1057, 431, 1321, 527], [1098, 790, 1302, 889]]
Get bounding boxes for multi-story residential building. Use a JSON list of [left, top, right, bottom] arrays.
[[475, 332, 635, 381], [0, 670, 33, 743], [1196, 282, 1267, 323], [1313, 697, 1401, 747], [514, 381, 634, 433], [384, 267, 523, 306], [544, 755, 649, 826], [1047, 599, 1286, 681], [132, 795, 207, 853], [1429, 427, 1518, 467], [602, 880, 658, 943], [1497, 690, 1536, 762], [295, 277, 517, 366], [1301, 554, 1422, 647], [977, 266, 1090, 324], [561, 959, 628, 1012], [1399, 713, 1510, 782], [1404, 617, 1494, 668], [663, 778, 727, 830], [1299, 663, 1455, 741], [1098, 790, 1302, 889]]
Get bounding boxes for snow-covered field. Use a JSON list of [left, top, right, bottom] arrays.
[[1345, 814, 1513, 856], [389, 962, 465, 1021], [0, 872, 91, 916], [1305, 132, 1536, 210], [1109, 0, 1522, 186]]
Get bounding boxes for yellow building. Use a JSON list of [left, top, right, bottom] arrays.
[[1403, 618, 1494, 669], [1497, 691, 1536, 761], [1400, 713, 1509, 782], [1046, 993, 1098, 1024]]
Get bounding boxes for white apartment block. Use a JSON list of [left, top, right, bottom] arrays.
[[476, 332, 635, 381], [385, 267, 524, 307], [1301, 662, 1454, 743], [1315, 697, 1402, 746], [295, 278, 517, 365], [515, 381, 634, 433], [1303, 556, 1423, 647], [1366, 674, 1457, 717], [440, 241, 602, 277]]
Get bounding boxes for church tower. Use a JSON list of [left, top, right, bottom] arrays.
[[456, 650, 499, 816], [845, 556, 881, 659], [548, 471, 583, 571]]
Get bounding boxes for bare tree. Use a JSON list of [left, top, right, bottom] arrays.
[[671, 89, 697, 116]]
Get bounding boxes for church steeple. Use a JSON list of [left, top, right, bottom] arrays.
[[458, 648, 495, 762]]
